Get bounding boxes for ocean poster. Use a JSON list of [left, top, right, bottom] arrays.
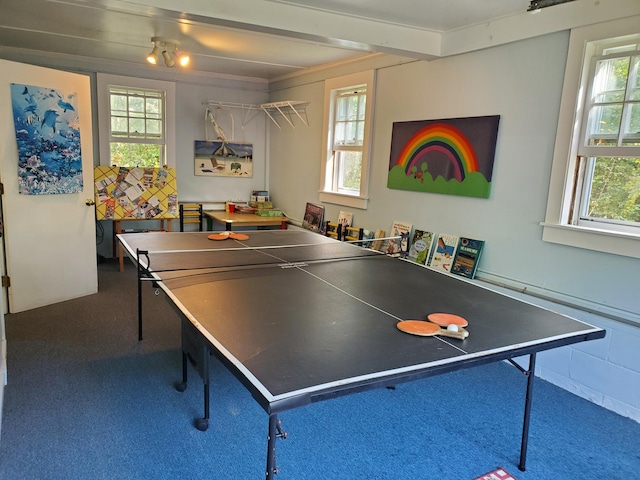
[[388, 116, 500, 198], [10, 84, 82, 195]]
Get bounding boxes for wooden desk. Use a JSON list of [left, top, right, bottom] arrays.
[[114, 218, 172, 272], [204, 211, 288, 231]]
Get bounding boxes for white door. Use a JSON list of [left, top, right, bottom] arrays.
[[0, 59, 97, 312]]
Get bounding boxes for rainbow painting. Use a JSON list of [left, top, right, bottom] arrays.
[[388, 115, 500, 198]]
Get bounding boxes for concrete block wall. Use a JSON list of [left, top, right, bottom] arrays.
[[491, 286, 640, 423]]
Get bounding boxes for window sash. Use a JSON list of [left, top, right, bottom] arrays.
[[108, 88, 165, 143], [580, 50, 640, 156]]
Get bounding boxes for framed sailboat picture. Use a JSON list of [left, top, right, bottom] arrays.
[[194, 140, 253, 177]]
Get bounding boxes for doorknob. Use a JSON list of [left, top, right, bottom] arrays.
[[85, 198, 96, 206]]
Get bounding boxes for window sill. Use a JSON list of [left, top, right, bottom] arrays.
[[319, 191, 368, 209], [540, 222, 640, 259]]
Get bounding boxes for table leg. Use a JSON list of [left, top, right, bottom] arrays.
[[114, 220, 125, 272], [266, 414, 279, 479], [518, 352, 536, 471], [137, 258, 143, 341]]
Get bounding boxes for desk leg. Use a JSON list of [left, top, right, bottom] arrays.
[[225, 221, 232, 231], [518, 353, 536, 471], [114, 220, 125, 272]]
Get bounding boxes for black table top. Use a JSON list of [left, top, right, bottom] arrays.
[[119, 230, 605, 414]]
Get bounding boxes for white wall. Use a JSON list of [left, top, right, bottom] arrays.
[[174, 83, 269, 204], [268, 32, 640, 422]]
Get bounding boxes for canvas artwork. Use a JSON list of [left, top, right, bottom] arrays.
[[10, 83, 83, 195], [194, 140, 253, 177], [387, 115, 500, 198]]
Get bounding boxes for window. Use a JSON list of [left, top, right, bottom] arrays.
[[542, 17, 640, 259], [97, 74, 176, 169], [320, 71, 376, 209], [108, 87, 165, 168], [573, 42, 640, 231]]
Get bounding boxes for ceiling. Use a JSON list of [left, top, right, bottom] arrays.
[[0, 0, 544, 81]]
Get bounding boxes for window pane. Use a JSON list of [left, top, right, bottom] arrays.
[[111, 117, 128, 136], [357, 95, 366, 120], [110, 94, 127, 114], [336, 97, 348, 122], [336, 150, 362, 192], [128, 96, 145, 113], [621, 103, 640, 146], [147, 98, 161, 116], [592, 57, 629, 103], [585, 156, 640, 223], [146, 119, 162, 137], [110, 143, 161, 168], [129, 118, 145, 136], [587, 104, 622, 145], [628, 56, 640, 102]]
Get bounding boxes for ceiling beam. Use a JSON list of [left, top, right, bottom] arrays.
[[117, 0, 443, 60]]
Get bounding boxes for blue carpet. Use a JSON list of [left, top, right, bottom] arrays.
[[0, 260, 638, 479]]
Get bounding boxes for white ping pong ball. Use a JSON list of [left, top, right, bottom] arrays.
[[447, 324, 459, 332]]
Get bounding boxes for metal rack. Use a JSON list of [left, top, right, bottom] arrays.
[[203, 100, 309, 129]]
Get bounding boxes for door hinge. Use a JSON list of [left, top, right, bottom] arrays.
[[0, 182, 4, 195], [1, 276, 9, 288]]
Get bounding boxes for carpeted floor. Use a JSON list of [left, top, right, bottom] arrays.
[[0, 258, 638, 479]]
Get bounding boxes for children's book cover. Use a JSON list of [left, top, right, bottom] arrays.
[[360, 229, 375, 248], [451, 238, 485, 279], [386, 221, 412, 257], [302, 202, 324, 233], [429, 233, 459, 272], [407, 229, 435, 265], [370, 229, 386, 251], [338, 211, 353, 228]]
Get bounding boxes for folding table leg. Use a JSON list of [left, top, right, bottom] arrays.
[[175, 350, 188, 393], [265, 415, 287, 479], [195, 343, 210, 431], [518, 352, 537, 471], [266, 414, 279, 479]]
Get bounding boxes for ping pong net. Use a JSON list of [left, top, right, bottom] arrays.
[[134, 236, 385, 287]]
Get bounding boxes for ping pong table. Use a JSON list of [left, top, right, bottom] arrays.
[[118, 229, 605, 479]]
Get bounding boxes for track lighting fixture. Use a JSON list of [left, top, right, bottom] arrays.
[[147, 37, 190, 68]]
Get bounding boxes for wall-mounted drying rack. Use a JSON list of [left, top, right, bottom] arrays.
[[203, 100, 309, 130]]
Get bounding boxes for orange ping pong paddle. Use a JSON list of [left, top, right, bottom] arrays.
[[426, 313, 468, 328], [207, 232, 250, 241], [396, 320, 469, 340]]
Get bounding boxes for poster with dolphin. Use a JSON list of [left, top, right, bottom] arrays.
[[10, 83, 82, 194]]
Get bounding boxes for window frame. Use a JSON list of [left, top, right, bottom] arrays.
[[97, 74, 176, 168], [541, 16, 640, 259], [319, 71, 376, 209]]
